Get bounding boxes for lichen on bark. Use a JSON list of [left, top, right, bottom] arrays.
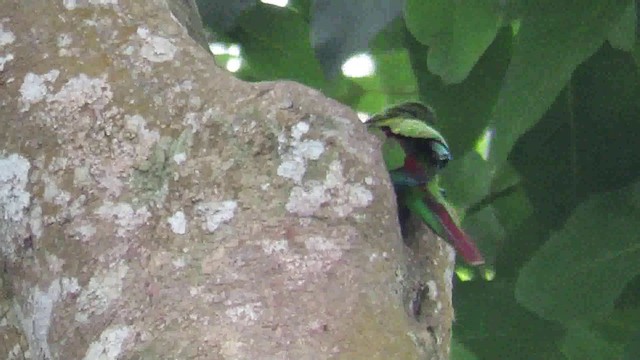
[[0, 1, 454, 359]]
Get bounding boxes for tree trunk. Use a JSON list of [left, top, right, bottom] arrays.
[[0, 1, 453, 358]]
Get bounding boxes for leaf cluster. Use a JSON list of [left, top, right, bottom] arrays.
[[198, 1, 640, 358]]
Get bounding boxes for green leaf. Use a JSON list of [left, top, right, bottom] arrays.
[[405, 0, 502, 84], [634, 45, 640, 67], [288, 0, 311, 16], [323, 77, 367, 110], [355, 91, 388, 114], [197, 0, 257, 32], [404, 0, 450, 43], [407, 25, 512, 155], [515, 181, 640, 324], [508, 44, 640, 229], [494, 214, 550, 277], [230, 4, 326, 88], [441, 151, 492, 209], [561, 324, 624, 360], [623, 327, 640, 360], [368, 19, 420, 106], [508, 91, 580, 228], [311, 0, 404, 78], [454, 279, 565, 360], [463, 205, 504, 262], [374, 48, 418, 105], [480, 163, 535, 272], [489, 0, 631, 168], [593, 307, 640, 345], [451, 338, 479, 360], [608, 1, 637, 51]]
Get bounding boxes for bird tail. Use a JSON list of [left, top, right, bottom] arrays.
[[421, 191, 485, 266], [405, 186, 485, 266]]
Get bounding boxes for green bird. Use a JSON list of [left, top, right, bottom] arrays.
[[396, 177, 485, 266], [366, 102, 451, 186], [366, 102, 485, 266]]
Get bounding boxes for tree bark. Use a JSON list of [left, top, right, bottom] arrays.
[[0, 1, 453, 359]]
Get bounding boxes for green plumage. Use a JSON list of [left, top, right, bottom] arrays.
[[367, 102, 485, 265], [402, 178, 458, 238], [366, 102, 452, 186]]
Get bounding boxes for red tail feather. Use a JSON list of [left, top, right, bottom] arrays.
[[424, 197, 485, 266]]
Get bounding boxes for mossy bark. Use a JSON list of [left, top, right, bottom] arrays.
[[0, 1, 452, 358]]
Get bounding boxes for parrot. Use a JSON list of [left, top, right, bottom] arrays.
[[366, 102, 485, 266]]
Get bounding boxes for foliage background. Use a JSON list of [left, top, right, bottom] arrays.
[[197, 0, 640, 358]]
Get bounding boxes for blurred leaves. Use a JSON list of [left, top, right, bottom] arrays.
[[489, 0, 631, 168], [407, 25, 512, 155], [624, 328, 640, 360], [515, 181, 640, 324], [451, 339, 479, 360], [561, 325, 624, 359], [311, 0, 404, 78], [200, 0, 640, 358], [228, 3, 325, 88], [608, 1, 637, 51], [405, 0, 502, 84], [454, 279, 565, 360], [197, 0, 257, 33]]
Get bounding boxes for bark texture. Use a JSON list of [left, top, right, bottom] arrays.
[[0, 1, 454, 359]]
